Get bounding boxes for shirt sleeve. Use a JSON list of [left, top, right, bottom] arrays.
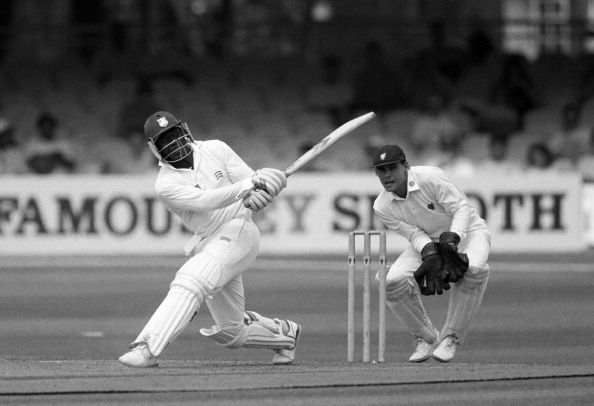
[[216, 140, 255, 182], [431, 168, 471, 240], [156, 178, 253, 212], [155, 140, 256, 212]]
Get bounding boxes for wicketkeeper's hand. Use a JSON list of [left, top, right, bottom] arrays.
[[252, 168, 287, 197], [438, 232, 469, 282], [243, 188, 274, 212], [414, 242, 450, 295]]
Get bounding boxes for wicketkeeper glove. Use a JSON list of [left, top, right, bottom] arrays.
[[251, 168, 287, 197], [439, 231, 469, 282], [413, 242, 450, 296], [243, 188, 274, 212]]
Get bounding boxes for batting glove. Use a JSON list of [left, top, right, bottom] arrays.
[[252, 168, 287, 196], [243, 188, 274, 212]]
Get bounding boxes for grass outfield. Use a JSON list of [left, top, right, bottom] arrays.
[[0, 254, 593, 404]]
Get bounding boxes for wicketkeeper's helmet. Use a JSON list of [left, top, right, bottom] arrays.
[[144, 111, 195, 163]]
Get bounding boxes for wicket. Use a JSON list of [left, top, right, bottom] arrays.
[[347, 230, 387, 363]]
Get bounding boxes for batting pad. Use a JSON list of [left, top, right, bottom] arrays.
[[441, 264, 490, 343], [131, 274, 207, 356], [386, 278, 439, 343], [201, 312, 294, 350]]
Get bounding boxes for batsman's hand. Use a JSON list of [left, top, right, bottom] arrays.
[[252, 168, 287, 197], [438, 232, 469, 282], [243, 188, 274, 212], [413, 242, 450, 295]]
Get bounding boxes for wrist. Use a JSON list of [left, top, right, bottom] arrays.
[[439, 231, 460, 245], [236, 178, 255, 200], [420, 242, 440, 259]]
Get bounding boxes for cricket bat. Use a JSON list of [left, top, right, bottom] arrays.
[[284, 112, 376, 176]]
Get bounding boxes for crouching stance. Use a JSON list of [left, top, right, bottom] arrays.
[[118, 111, 300, 367], [371, 145, 490, 363]]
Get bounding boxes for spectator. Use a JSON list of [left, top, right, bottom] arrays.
[[0, 118, 28, 174], [95, 130, 156, 174], [25, 112, 77, 174], [350, 40, 407, 114], [453, 27, 501, 104], [305, 55, 354, 127], [71, 0, 107, 64], [465, 27, 495, 67], [364, 134, 388, 167], [489, 54, 540, 131], [409, 20, 467, 107], [410, 92, 466, 161], [453, 29, 516, 138], [478, 136, 522, 174], [104, 0, 142, 55], [425, 129, 476, 179], [118, 77, 163, 139], [577, 131, 594, 182], [547, 102, 592, 169], [525, 142, 556, 171], [293, 140, 328, 172]]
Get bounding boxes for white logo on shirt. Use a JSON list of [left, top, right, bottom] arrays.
[[157, 117, 168, 127]]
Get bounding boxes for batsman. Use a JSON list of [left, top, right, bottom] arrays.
[[118, 111, 300, 367], [371, 145, 490, 363]]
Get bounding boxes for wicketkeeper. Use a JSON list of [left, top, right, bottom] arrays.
[[371, 145, 490, 362], [118, 111, 300, 367]]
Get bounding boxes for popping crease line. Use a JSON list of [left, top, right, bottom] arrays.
[[1, 372, 593, 397]]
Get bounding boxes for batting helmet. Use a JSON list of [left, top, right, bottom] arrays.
[[144, 111, 195, 164]]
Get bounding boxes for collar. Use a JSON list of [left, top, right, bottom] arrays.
[[390, 170, 419, 200]]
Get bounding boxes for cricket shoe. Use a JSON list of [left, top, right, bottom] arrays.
[[118, 343, 158, 368], [409, 336, 436, 363], [432, 335, 459, 363], [272, 319, 301, 365]]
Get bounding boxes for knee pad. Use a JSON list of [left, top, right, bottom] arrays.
[[385, 278, 437, 342], [174, 252, 224, 296], [386, 277, 418, 303], [200, 310, 294, 350], [458, 264, 489, 292], [170, 272, 209, 301], [200, 323, 247, 349], [132, 270, 209, 356]]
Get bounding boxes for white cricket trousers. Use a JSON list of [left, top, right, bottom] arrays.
[[385, 229, 490, 344], [131, 217, 260, 355], [198, 218, 260, 329]]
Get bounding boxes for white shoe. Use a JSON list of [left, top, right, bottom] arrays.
[[432, 335, 459, 363], [118, 343, 159, 368], [409, 336, 436, 363], [272, 319, 301, 365]]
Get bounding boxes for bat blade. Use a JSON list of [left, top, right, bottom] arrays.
[[284, 112, 376, 176]]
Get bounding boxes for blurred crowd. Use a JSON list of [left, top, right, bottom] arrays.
[[1, 20, 594, 181]]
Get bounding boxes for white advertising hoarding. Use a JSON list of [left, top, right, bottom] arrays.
[[0, 171, 586, 255]]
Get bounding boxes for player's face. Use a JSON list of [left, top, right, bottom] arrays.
[[154, 127, 193, 163], [374, 162, 408, 196]]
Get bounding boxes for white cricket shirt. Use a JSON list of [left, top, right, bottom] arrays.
[[153, 140, 255, 242], [373, 166, 488, 253]]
